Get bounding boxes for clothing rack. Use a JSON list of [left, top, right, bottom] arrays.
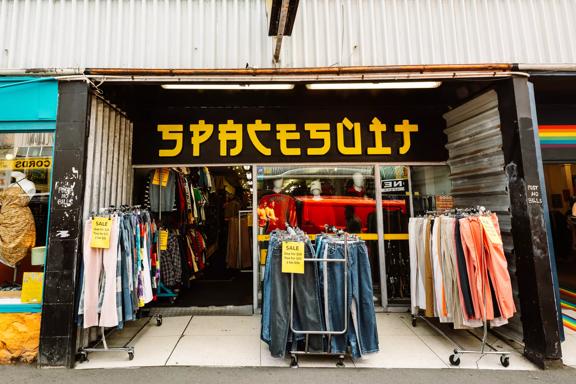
[[155, 172, 177, 304], [79, 326, 135, 362], [411, 207, 511, 367], [78, 205, 163, 363], [289, 224, 350, 368]]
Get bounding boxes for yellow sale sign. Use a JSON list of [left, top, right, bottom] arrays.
[[281, 241, 305, 274]]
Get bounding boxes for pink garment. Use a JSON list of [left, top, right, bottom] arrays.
[[483, 214, 516, 320], [83, 217, 120, 328], [459, 217, 494, 321]]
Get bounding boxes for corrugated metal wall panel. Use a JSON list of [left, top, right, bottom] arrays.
[[0, 0, 575, 69], [82, 94, 133, 219], [443, 90, 523, 341]]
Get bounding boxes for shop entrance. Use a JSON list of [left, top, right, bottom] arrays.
[[133, 166, 254, 309], [543, 163, 576, 331]]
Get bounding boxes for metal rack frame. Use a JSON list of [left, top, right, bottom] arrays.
[[78, 200, 166, 363], [78, 326, 135, 362], [288, 231, 350, 368], [411, 211, 511, 368]]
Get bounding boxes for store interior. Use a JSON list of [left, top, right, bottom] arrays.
[[132, 166, 254, 308]]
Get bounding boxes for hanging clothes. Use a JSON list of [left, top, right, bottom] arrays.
[[408, 211, 516, 329], [261, 228, 379, 359], [79, 209, 156, 329]]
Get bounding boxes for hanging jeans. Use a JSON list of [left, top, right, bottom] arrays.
[[324, 240, 379, 358], [83, 217, 120, 328], [266, 236, 324, 358], [119, 216, 135, 323]]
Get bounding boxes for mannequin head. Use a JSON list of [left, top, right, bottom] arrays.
[[10, 171, 36, 199], [352, 172, 365, 189], [310, 179, 322, 199], [272, 178, 283, 193]]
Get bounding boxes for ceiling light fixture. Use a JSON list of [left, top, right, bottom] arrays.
[[305, 81, 442, 90], [161, 83, 295, 90]]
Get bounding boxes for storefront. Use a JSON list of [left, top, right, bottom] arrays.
[[0, 77, 58, 363], [36, 72, 562, 369]]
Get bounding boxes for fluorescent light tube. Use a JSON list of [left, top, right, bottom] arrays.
[[161, 83, 295, 90], [305, 81, 442, 90]]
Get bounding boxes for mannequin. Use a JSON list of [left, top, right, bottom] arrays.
[[257, 177, 297, 233], [272, 178, 284, 194], [346, 172, 366, 197], [10, 171, 36, 199], [0, 171, 36, 268], [310, 179, 322, 200]]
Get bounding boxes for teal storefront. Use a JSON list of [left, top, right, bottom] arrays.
[[0, 77, 57, 363]]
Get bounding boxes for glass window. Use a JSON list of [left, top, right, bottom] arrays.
[[380, 165, 451, 306], [379, 166, 411, 305], [256, 165, 382, 303], [0, 132, 54, 307]]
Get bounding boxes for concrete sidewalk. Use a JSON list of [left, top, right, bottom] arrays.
[[2, 366, 575, 384]]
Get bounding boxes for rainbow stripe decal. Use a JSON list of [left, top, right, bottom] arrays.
[[561, 288, 576, 301], [561, 287, 576, 331], [564, 314, 576, 332], [539, 125, 576, 148], [561, 299, 576, 311]]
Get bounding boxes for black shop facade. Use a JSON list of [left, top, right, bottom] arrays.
[[38, 75, 562, 368]]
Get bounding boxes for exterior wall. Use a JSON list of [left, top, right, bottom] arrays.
[[0, 0, 575, 70]]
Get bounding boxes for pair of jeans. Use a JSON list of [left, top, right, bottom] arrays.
[[261, 229, 313, 345], [324, 239, 379, 358], [119, 215, 135, 323], [266, 234, 325, 357], [260, 232, 281, 344]]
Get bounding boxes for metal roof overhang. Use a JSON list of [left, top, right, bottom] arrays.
[[81, 64, 523, 83]]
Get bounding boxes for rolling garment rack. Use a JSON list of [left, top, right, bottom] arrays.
[[154, 172, 177, 309], [411, 207, 511, 368], [78, 205, 163, 363], [289, 225, 350, 368]]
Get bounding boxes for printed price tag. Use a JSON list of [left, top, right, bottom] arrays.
[[479, 216, 503, 245], [152, 168, 170, 186], [90, 217, 112, 249], [281, 241, 305, 274], [21, 272, 44, 303], [159, 230, 169, 251]]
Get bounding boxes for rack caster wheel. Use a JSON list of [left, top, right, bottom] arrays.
[[156, 315, 163, 326], [128, 351, 134, 361], [290, 356, 299, 368], [411, 317, 417, 327], [336, 357, 345, 368], [449, 354, 461, 366], [78, 352, 88, 363], [500, 355, 510, 367]]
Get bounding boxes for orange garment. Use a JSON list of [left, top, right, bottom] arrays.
[[482, 214, 516, 319], [459, 217, 494, 321]]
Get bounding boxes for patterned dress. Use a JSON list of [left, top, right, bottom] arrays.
[[0, 185, 36, 267]]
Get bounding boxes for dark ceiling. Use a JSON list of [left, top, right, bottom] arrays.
[[99, 78, 503, 122]]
